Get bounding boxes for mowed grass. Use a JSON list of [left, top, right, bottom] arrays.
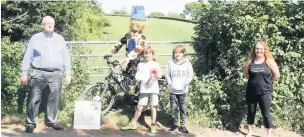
[[75, 16, 196, 82], [103, 16, 195, 41]]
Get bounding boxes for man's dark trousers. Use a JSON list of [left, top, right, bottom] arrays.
[[26, 69, 62, 128]]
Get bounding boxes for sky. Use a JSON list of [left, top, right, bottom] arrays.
[[98, 0, 198, 16]]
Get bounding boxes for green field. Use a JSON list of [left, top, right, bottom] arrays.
[[103, 16, 195, 41], [72, 16, 197, 82]]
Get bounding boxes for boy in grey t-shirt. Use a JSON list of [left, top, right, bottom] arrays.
[[164, 45, 194, 133]]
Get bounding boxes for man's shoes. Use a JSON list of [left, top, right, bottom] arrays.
[[178, 126, 189, 133], [25, 126, 34, 133], [169, 125, 178, 132], [47, 123, 64, 130]]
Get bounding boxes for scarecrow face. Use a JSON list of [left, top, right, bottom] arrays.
[[130, 19, 146, 32]]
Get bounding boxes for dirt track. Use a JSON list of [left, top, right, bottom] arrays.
[[1, 121, 303, 137]]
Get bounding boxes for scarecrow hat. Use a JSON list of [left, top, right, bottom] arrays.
[[131, 5, 147, 21]]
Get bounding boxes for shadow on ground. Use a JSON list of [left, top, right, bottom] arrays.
[[110, 94, 173, 127]]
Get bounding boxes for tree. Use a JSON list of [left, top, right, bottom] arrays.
[[192, 1, 304, 130], [167, 12, 184, 19], [149, 12, 165, 17], [111, 7, 129, 16], [1, 1, 109, 116], [1, 1, 109, 41], [183, 2, 211, 20]]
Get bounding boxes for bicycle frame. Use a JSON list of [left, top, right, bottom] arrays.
[[103, 56, 136, 98], [101, 55, 169, 108], [105, 55, 168, 91]]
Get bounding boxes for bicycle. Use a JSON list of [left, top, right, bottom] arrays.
[[79, 55, 169, 115]]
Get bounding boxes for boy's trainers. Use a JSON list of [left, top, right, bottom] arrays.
[[178, 126, 189, 133], [169, 125, 178, 132], [121, 124, 137, 130], [150, 124, 157, 134]]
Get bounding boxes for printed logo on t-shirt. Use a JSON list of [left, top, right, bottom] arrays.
[[251, 67, 265, 72], [171, 70, 190, 77]]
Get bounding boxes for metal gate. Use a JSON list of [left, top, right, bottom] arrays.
[[67, 41, 194, 82]]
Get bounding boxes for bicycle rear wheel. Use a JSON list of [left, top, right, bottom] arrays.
[[80, 82, 115, 115]]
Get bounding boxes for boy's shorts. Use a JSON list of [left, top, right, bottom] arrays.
[[138, 93, 159, 106]]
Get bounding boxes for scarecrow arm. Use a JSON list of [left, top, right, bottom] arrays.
[[107, 33, 131, 55]]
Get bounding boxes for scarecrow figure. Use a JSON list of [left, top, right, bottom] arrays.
[[106, 6, 148, 105], [107, 5, 148, 77]]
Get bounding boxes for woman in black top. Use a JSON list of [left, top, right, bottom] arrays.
[[243, 40, 280, 137]]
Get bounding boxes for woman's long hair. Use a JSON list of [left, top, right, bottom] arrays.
[[246, 40, 274, 66]]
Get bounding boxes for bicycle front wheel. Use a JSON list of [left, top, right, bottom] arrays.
[[81, 82, 115, 115]]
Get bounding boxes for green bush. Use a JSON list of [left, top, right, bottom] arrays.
[[1, 1, 108, 121], [192, 1, 304, 130], [188, 75, 224, 128], [148, 12, 166, 18], [1, 37, 25, 113], [151, 16, 197, 24], [59, 45, 91, 123], [0, 38, 91, 123]]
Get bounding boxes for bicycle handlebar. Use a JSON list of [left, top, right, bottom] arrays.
[[103, 55, 167, 83], [104, 55, 120, 66], [103, 54, 112, 60], [107, 60, 120, 66]]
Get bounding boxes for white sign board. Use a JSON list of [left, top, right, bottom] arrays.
[[73, 101, 101, 129]]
